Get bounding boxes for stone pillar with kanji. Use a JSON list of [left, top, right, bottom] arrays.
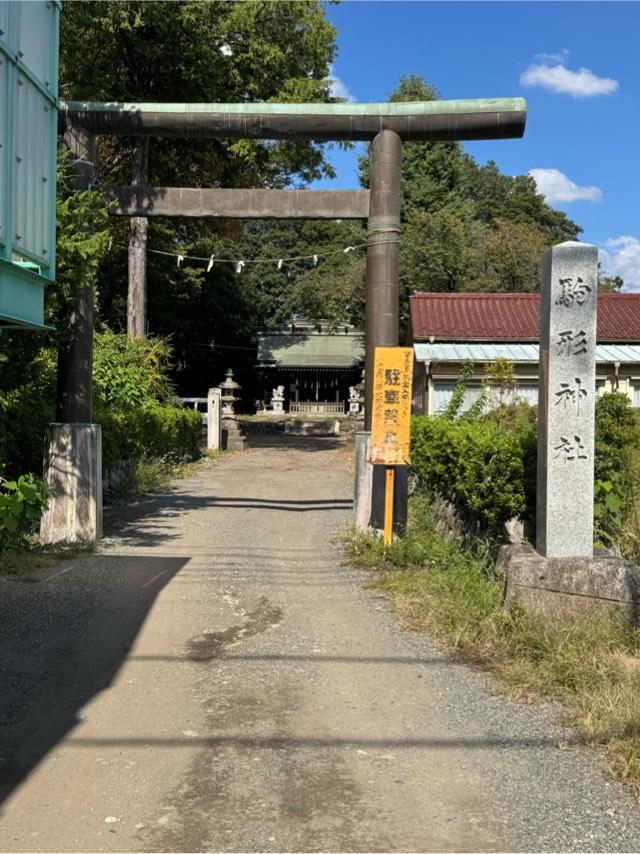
[[537, 241, 598, 557]]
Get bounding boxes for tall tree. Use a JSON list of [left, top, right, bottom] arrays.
[[60, 1, 341, 346]]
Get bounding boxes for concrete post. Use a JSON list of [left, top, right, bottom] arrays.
[[354, 431, 373, 531], [207, 387, 222, 451], [40, 424, 102, 543], [537, 241, 598, 557]]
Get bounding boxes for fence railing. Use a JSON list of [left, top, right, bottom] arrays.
[[289, 401, 345, 415]]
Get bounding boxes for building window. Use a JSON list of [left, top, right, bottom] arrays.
[[514, 384, 538, 406], [432, 382, 483, 413]]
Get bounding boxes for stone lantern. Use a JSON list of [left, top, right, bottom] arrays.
[[220, 368, 241, 416]]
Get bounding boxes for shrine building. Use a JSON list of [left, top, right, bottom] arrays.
[[256, 321, 364, 415]]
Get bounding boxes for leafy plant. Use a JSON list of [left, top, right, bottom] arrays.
[[483, 357, 517, 413], [443, 360, 474, 421], [93, 332, 177, 410], [0, 475, 50, 550], [594, 479, 623, 547]]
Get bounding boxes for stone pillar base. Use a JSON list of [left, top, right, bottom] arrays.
[[40, 423, 102, 543], [222, 417, 247, 451], [500, 543, 640, 622]]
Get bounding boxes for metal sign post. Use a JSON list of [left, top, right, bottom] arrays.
[[369, 346, 413, 545]]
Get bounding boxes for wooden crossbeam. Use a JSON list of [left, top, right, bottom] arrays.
[[104, 187, 371, 219]]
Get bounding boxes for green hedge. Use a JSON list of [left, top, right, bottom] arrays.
[[411, 394, 640, 540], [100, 404, 203, 471], [410, 415, 531, 532]]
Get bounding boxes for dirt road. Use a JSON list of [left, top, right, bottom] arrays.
[[2, 436, 640, 852]]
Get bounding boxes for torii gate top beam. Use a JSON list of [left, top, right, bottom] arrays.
[[59, 97, 526, 142]]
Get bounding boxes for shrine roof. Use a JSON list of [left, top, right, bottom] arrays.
[[257, 327, 364, 369], [409, 293, 640, 343]]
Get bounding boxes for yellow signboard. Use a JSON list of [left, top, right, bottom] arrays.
[[369, 346, 413, 465]]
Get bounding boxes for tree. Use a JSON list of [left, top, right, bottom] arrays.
[[466, 160, 581, 245], [60, 0, 342, 355], [359, 75, 472, 220], [483, 357, 517, 411], [469, 219, 549, 293], [401, 210, 475, 294], [60, 2, 339, 187], [598, 264, 624, 293]]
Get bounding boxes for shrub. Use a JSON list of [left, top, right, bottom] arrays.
[[594, 392, 640, 488], [93, 332, 177, 410], [100, 404, 203, 471], [411, 415, 530, 532], [410, 391, 640, 547], [0, 346, 56, 477], [0, 474, 50, 551]]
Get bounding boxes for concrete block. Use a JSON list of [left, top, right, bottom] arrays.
[[501, 543, 640, 622], [40, 423, 102, 543]]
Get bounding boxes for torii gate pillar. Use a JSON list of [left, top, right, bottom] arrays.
[[362, 129, 407, 532], [364, 129, 403, 429]]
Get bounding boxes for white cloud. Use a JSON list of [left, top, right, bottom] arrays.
[[328, 65, 355, 102], [528, 168, 602, 204], [533, 48, 571, 65], [520, 52, 618, 98], [219, 43, 233, 57], [599, 237, 640, 291]]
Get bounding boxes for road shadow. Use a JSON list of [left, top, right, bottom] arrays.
[[0, 554, 188, 808]]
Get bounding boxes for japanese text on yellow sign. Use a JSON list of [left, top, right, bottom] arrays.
[[369, 347, 413, 465]]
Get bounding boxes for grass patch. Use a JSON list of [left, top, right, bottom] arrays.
[[104, 450, 223, 505], [0, 540, 97, 578], [345, 495, 640, 798]]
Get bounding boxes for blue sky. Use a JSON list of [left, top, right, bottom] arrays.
[[312, 1, 640, 289]]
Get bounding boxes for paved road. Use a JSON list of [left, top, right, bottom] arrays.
[[2, 436, 640, 852]]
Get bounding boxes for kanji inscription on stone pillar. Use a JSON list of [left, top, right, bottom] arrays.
[[537, 241, 599, 557]]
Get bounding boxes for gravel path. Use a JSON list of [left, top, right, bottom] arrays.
[[1, 436, 640, 852]]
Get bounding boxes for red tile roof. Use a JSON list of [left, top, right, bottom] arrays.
[[409, 293, 640, 343]]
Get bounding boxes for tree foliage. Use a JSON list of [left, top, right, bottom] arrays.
[[59, 0, 346, 393]]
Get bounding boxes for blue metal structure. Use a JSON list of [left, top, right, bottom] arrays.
[[0, 1, 59, 328]]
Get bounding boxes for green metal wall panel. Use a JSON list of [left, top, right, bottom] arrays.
[[0, 259, 45, 327], [0, 5, 10, 50], [0, 1, 58, 329], [16, 1, 56, 90], [12, 71, 54, 264], [0, 55, 7, 250]]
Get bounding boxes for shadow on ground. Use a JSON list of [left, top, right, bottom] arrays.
[[0, 554, 188, 808]]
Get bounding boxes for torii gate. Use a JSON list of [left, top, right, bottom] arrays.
[[43, 98, 526, 542]]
